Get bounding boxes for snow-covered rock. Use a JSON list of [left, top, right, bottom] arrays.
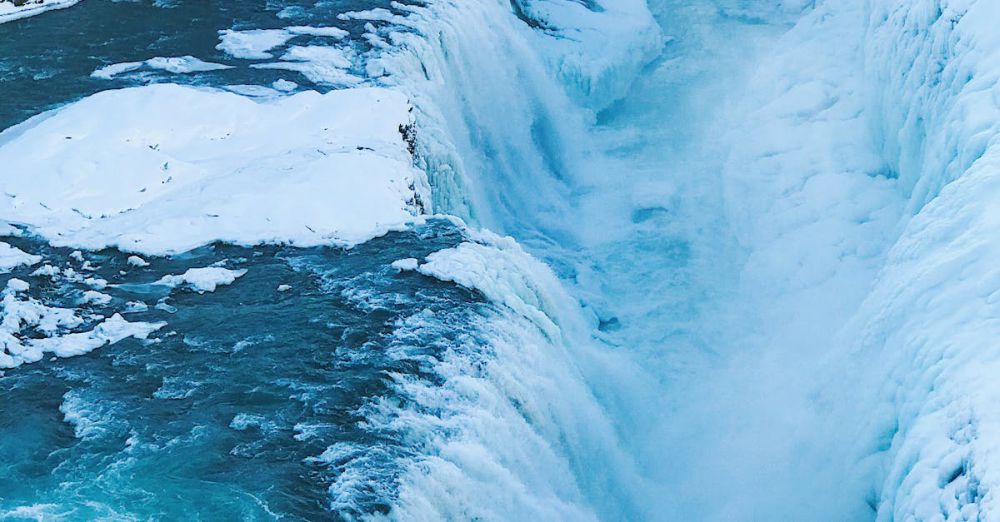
[[0, 84, 428, 255]]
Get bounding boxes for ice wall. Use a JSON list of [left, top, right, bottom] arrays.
[[834, 1, 1000, 519]]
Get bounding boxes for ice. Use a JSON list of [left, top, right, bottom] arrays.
[[216, 29, 295, 59], [155, 267, 247, 294], [89, 61, 144, 80], [1, 274, 161, 369], [0, 83, 427, 255], [272, 79, 298, 92], [126, 255, 149, 268], [216, 26, 349, 60], [0, 242, 41, 273], [6, 278, 29, 293], [251, 46, 362, 86], [390, 258, 418, 272], [0, 0, 78, 24], [30, 313, 164, 359], [78, 290, 111, 305], [91, 56, 232, 80]]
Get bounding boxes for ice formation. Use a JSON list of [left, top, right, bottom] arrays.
[[155, 266, 247, 294], [90, 56, 232, 80], [0, 0, 78, 24]]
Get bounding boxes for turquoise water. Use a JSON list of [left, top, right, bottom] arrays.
[[0, 0, 388, 129], [0, 220, 487, 519]]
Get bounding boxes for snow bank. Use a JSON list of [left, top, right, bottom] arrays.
[[0, 0, 78, 24], [0, 84, 427, 255], [155, 266, 246, 293]]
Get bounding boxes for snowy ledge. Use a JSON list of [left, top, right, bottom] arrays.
[[0, 0, 79, 24], [0, 84, 428, 255]]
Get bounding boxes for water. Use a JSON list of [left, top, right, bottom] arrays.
[[0, 220, 490, 519], [0, 0, 388, 129]]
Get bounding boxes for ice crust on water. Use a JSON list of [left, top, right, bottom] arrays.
[[0, 0, 78, 24], [0, 285, 164, 369], [0, 242, 41, 273], [217, 26, 349, 60], [155, 266, 247, 294], [0, 83, 427, 255], [90, 56, 232, 80], [251, 45, 363, 87]]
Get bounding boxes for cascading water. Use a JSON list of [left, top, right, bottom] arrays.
[[4, 0, 1000, 520]]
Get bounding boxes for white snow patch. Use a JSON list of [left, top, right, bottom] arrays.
[[251, 45, 362, 86], [155, 266, 247, 293], [91, 56, 232, 80], [272, 79, 298, 92], [78, 290, 111, 305], [0, 84, 426, 255], [216, 26, 349, 60], [0, 242, 41, 273], [217, 29, 293, 59], [391, 258, 418, 271], [6, 278, 29, 293], [126, 255, 149, 267]]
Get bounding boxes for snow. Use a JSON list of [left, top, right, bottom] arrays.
[[216, 26, 349, 60], [126, 255, 149, 267], [91, 56, 232, 80], [823, 1, 1000, 519], [1, 284, 163, 368], [0, 0, 78, 24], [217, 29, 294, 60], [0, 242, 41, 273], [272, 79, 298, 92], [0, 83, 427, 255], [28, 313, 164, 359], [251, 46, 362, 87], [6, 278, 29, 293], [390, 258, 418, 271], [78, 290, 111, 305], [154, 266, 247, 293]]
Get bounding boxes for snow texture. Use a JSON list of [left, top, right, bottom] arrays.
[[155, 266, 247, 294], [90, 56, 232, 80], [0, 84, 427, 255]]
